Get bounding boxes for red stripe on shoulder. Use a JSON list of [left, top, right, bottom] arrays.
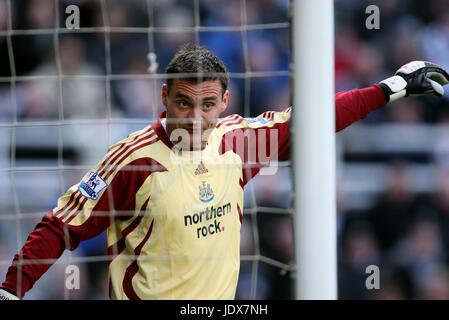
[[55, 129, 157, 220], [216, 114, 240, 128], [99, 126, 153, 172], [53, 130, 153, 219], [221, 116, 243, 127], [260, 112, 270, 119], [64, 157, 166, 225], [100, 131, 157, 177], [55, 130, 155, 220], [103, 136, 159, 180]]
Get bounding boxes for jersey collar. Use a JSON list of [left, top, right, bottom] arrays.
[[154, 111, 175, 149]]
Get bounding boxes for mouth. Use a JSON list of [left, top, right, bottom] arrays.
[[182, 125, 206, 134], [184, 128, 200, 134]]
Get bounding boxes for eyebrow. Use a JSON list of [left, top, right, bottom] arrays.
[[202, 96, 218, 102], [175, 93, 194, 102], [175, 93, 218, 102]]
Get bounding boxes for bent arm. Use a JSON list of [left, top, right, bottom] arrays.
[[0, 152, 161, 298], [0, 139, 149, 298]]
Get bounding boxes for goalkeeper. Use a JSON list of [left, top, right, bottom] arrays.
[[1, 45, 448, 300]]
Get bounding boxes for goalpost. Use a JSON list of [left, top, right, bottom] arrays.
[[293, 0, 337, 299]]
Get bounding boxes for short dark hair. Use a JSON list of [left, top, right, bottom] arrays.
[[165, 44, 229, 96]]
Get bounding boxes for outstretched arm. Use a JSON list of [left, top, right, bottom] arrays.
[[336, 61, 449, 131], [220, 61, 449, 186]]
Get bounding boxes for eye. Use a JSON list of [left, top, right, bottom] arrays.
[[202, 102, 215, 111], [177, 100, 190, 109]]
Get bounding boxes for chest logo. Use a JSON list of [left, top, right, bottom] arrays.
[[199, 181, 214, 203], [195, 161, 209, 175]]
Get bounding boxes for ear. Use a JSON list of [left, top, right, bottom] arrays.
[[220, 90, 230, 113], [162, 84, 168, 109]]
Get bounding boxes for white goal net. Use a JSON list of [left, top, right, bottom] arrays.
[[0, 0, 293, 299]]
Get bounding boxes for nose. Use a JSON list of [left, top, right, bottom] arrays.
[[187, 106, 203, 124]]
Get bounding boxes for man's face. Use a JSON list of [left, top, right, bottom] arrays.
[[162, 79, 229, 151]]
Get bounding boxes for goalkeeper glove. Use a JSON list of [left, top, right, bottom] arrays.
[[0, 288, 19, 300], [379, 61, 449, 102]]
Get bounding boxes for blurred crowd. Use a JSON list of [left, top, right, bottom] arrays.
[[1, 0, 449, 300], [335, 0, 449, 300]]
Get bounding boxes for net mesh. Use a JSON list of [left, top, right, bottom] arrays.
[[0, 0, 293, 299]]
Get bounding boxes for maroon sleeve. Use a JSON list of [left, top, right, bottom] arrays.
[[0, 157, 161, 298], [335, 84, 387, 131]]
